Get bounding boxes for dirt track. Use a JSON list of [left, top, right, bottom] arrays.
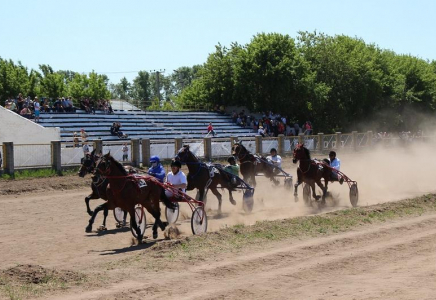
[[2, 145, 436, 299]]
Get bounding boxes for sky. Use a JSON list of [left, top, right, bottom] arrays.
[[1, 0, 435, 84]]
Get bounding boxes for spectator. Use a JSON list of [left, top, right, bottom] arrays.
[[73, 132, 80, 148], [33, 96, 40, 122], [20, 105, 32, 119], [294, 123, 300, 136], [122, 143, 129, 161], [258, 125, 265, 137], [207, 122, 216, 137], [82, 142, 90, 157], [80, 128, 88, 143], [17, 93, 24, 111], [304, 121, 312, 135]]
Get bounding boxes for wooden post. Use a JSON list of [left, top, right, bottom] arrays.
[[51, 141, 62, 174], [352, 131, 358, 152], [175, 138, 183, 155], [278, 134, 285, 156], [204, 137, 212, 161], [141, 138, 150, 166], [367, 131, 373, 146], [3, 142, 14, 176], [335, 132, 342, 149], [318, 133, 324, 152], [255, 135, 262, 154], [131, 139, 140, 167], [93, 139, 102, 155], [298, 133, 304, 145]]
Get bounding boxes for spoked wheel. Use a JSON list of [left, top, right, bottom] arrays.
[[350, 183, 359, 207], [130, 205, 146, 238], [165, 202, 180, 224], [191, 206, 207, 235], [113, 207, 126, 227], [242, 189, 255, 213], [195, 191, 208, 206], [303, 183, 311, 206]]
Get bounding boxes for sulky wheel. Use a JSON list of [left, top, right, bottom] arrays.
[[165, 202, 180, 224], [303, 183, 311, 206], [130, 205, 146, 238], [349, 183, 359, 207], [284, 177, 293, 191], [191, 206, 207, 235], [242, 189, 255, 213], [113, 207, 126, 227]]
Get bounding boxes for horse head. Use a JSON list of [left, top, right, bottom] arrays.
[[95, 152, 127, 177], [78, 149, 99, 177], [292, 143, 311, 164], [174, 144, 196, 164], [231, 142, 247, 159]]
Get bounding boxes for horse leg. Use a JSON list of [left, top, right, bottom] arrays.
[[86, 202, 107, 232], [99, 206, 109, 231], [149, 206, 167, 239], [122, 210, 127, 226], [85, 193, 98, 216], [310, 182, 321, 200], [129, 207, 143, 243], [228, 189, 236, 205], [316, 180, 326, 203], [210, 187, 223, 214]]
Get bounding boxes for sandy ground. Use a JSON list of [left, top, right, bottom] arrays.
[[1, 143, 436, 299]]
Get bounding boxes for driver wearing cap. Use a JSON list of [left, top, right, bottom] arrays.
[[148, 155, 166, 183]]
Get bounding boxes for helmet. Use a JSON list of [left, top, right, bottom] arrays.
[[150, 155, 160, 164], [171, 160, 182, 168]]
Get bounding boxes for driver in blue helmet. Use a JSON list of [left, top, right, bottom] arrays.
[[148, 155, 166, 182]]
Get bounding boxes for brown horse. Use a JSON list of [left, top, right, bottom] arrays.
[[78, 149, 127, 229], [174, 145, 237, 214], [88, 153, 174, 242], [292, 144, 329, 203], [231, 142, 277, 187]]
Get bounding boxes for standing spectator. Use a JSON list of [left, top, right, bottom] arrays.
[[80, 128, 88, 143], [304, 121, 312, 135], [33, 96, 40, 122], [17, 93, 24, 111], [207, 122, 216, 137], [82, 142, 90, 157], [122, 143, 129, 161]]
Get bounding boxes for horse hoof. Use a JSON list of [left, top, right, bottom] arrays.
[[153, 232, 158, 239], [230, 199, 237, 205], [115, 223, 122, 229], [97, 226, 107, 232], [85, 226, 92, 233]]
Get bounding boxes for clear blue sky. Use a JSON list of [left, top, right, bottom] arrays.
[[1, 0, 435, 84]]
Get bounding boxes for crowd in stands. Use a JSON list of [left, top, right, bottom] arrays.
[[2, 93, 113, 122], [231, 109, 313, 137]]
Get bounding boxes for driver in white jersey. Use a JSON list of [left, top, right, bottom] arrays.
[[266, 148, 282, 169], [165, 160, 187, 198]]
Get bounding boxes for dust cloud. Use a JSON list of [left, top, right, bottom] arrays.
[[155, 137, 436, 235]]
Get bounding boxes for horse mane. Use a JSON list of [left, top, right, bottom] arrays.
[[303, 146, 311, 160], [105, 153, 128, 175]]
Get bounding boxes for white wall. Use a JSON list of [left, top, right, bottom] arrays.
[[0, 106, 60, 144]]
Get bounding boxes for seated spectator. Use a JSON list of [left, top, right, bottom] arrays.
[[73, 132, 80, 148], [20, 105, 32, 119], [258, 125, 265, 137], [80, 128, 88, 142], [53, 98, 63, 113], [304, 121, 312, 135], [110, 122, 128, 138]]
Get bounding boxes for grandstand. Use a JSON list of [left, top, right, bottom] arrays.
[[38, 109, 256, 142]]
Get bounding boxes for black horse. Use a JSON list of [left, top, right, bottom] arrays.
[[231, 142, 277, 187], [174, 145, 237, 214], [78, 149, 127, 230], [292, 144, 330, 203]]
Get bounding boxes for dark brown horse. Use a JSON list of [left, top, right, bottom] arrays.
[[292, 144, 330, 203], [231, 142, 277, 187], [174, 145, 237, 214], [88, 153, 174, 242], [78, 149, 127, 229]]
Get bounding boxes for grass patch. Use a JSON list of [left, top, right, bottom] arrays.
[[0, 167, 80, 180], [158, 194, 436, 262]]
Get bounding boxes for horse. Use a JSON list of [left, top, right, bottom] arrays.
[[231, 142, 277, 187], [174, 145, 237, 214], [89, 153, 174, 242], [78, 149, 127, 229], [292, 143, 330, 203]]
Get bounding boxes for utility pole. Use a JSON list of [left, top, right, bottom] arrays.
[[150, 69, 165, 103]]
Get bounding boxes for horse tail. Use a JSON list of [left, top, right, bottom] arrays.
[[160, 187, 175, 209]]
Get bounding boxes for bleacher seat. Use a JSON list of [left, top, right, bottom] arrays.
[[38, 109, 256, 142]]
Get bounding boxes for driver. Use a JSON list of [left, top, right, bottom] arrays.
[[266, 148, 282, 169], [147, 155, 166, 183], [329, 151, 344, 184], [165, 160, 187, 198], [224, 156, 240, 186]]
